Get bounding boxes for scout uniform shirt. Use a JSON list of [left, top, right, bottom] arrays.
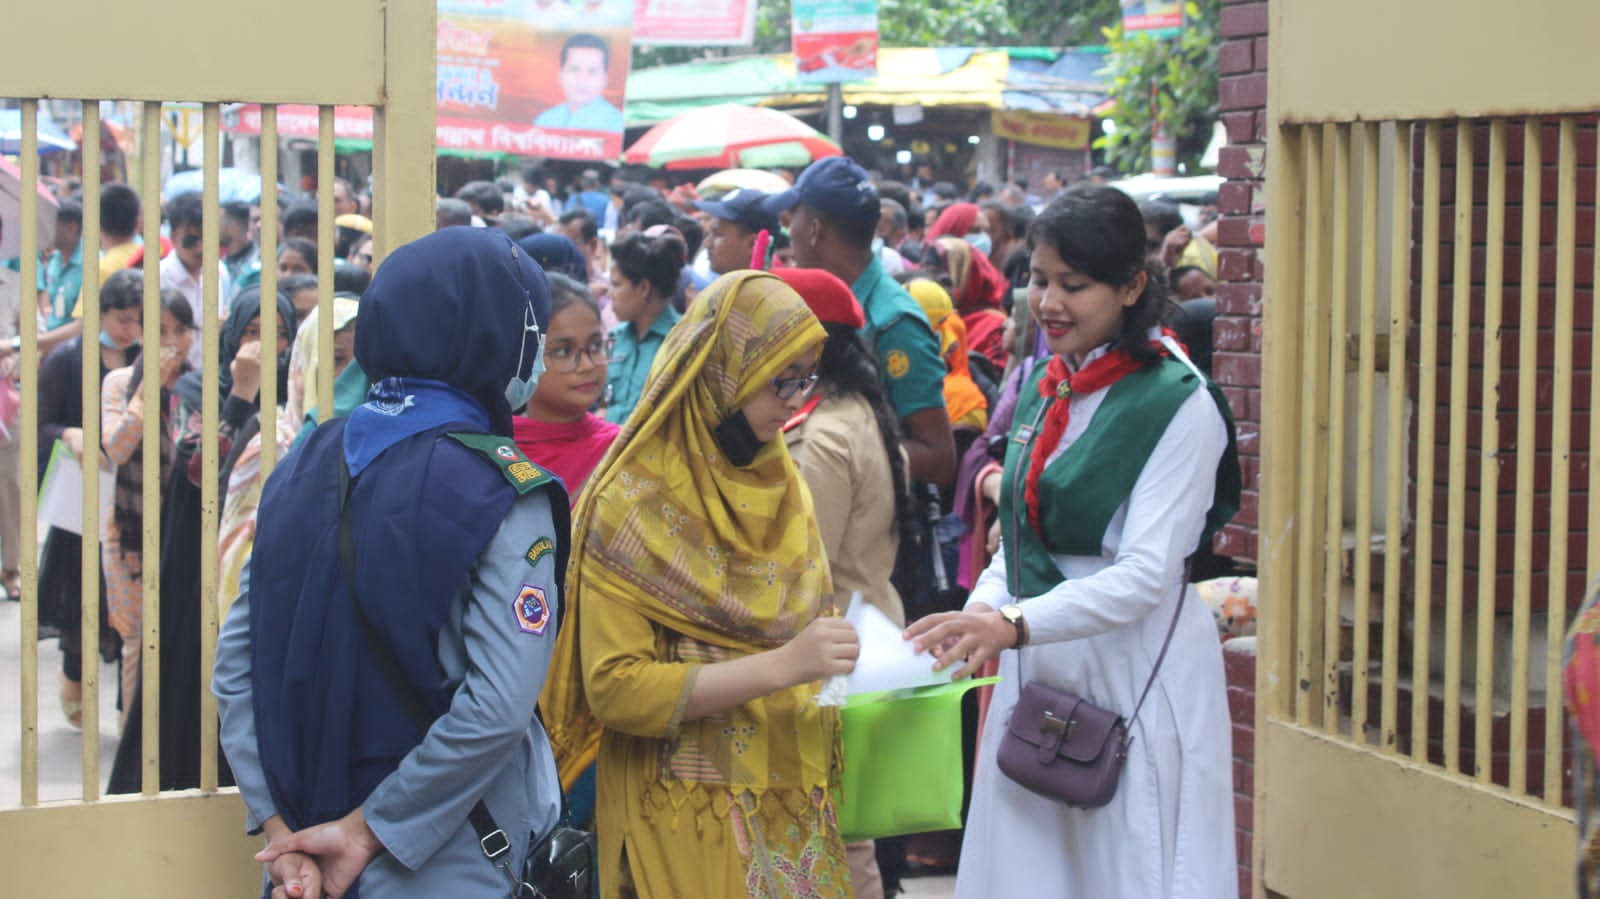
[[850, 254, 946, 419]]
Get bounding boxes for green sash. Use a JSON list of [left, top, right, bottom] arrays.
[[998, 357, 1240, 599]]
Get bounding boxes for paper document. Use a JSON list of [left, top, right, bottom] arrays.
[[843, 593, 952, 696], [38, 440, 114, 536]]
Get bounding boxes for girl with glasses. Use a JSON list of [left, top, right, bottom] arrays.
[[513, 272, 621, 500], [544, 271, 859, 898]]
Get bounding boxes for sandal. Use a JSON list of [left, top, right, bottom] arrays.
[[59, 672, 83, 729]]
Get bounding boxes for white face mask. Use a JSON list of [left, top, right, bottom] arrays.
[[504, 300, 545, 411]]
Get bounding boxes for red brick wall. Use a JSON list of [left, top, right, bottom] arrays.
[[1225, 637, 1257, 899], [1213, 0, 1269, 563]]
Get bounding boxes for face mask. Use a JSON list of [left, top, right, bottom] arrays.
[[99, 329, 134, 351], [713, 411, 765, 468], [969, 233, 993, 256], [871, 236, 885, 255], [504, 300, 546, 411]]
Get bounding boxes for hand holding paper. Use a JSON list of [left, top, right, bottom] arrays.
[[818, 593, 952, 706]]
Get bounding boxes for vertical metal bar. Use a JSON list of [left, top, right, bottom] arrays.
[[375, 0, 439, 257], [1443, 122, 1475, 776], [1323, 123, 1353, 736], [1475, 118, 1509, 785], [1545, 116, 1577, 805], [317, 107, 336, 423], [78, 100, 103, 801], [1508, 118, 1542, 796], [1410, 121, 1442, 763], [18, 99, 41, 809], [259, 108, 281, 476], [370, 107, 387, 267], [1380, 124, 1412, 754], [199, 103, 222, 794], [1351, 121, 1382, 738], [1295, 126, 1329, 727], [139, 100, 164, 796], [1260, 124, 1308, 726]]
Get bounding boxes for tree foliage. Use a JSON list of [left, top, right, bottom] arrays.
[[1093, 0, 1219, 173]]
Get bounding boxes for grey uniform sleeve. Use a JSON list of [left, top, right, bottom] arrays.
[[213, 560, 280, 834], [362, 490, 562, 871]]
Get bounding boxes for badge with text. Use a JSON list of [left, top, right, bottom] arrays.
[[514, 584, 551, 635], [885, 348, 910, 379], [525, 536, 555, 568]]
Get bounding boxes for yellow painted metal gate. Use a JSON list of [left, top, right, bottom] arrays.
[[0, 4, 435, 894], [1257, 2, 1600, 897]]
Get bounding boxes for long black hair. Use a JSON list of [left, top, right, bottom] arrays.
[[815, 322, 917, 539], [1029, 185, 1173, 365]]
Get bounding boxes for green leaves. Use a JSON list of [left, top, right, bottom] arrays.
[[1093, 0, 1219, 173]]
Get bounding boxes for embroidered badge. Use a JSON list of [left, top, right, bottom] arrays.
[[495, 445, 519, 461], [525, 536, 555, 568], [514, 584, 550, 635], [1013, 425, 1036, 445], [886, 349, 910, 379], [507, 461, 539, 483]]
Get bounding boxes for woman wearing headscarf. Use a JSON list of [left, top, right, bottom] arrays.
[[220, 229, 569, 897], [107, 284, 293, 795], [216, 294, 365, 616], [928, 237, 1010, 364], [925, 201, 981, 245], [101, 288, 193, 730], [518, 231, 591, 284], [543, 271, 860, 899], [773, 267, 916, 899], [906, 279, 989, 433]]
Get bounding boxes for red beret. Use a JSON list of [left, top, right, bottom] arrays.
[[771, 266, 865, 330]]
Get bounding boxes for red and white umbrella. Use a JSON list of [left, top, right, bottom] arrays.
[[624, 104, 842, 171]]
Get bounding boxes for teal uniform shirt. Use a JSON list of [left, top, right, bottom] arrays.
[[535, 98, 625, 132], [38, 240, 83, 330], [605, 304, 681, 425], [850, 255, 946, 419]]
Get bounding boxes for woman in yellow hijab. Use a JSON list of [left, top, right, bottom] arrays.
[[543, 271, 861, 898], [907, 278, 989, 431]]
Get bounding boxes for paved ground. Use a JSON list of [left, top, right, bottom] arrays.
[[901, 874, 957, 897], [0, 597, 122, 807]]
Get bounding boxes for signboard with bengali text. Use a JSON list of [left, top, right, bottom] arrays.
[[633, 0, 754, 45], [1121, 0, 1183, 36], [790, 0, 878, 83]]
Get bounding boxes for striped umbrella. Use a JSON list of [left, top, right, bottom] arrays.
[[624, 104, 841, 171]]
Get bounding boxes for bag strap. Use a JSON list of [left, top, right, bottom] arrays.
[[336, 456, 515, 871], [1005, 407, 1192, 730]]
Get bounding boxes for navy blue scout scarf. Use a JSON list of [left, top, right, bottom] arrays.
[[249, 230, 555, 862]]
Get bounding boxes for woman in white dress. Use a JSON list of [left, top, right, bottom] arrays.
[[906, 184, 1241, 899]]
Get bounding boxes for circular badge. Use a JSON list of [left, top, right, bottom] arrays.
[[885, 349, 910, 379], [496, 445, 518, 461]]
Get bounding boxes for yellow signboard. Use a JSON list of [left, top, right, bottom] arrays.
[[991, 111, 1092, 151]]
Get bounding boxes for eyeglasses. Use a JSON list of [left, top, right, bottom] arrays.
[[771, 372, 819, 401], [546, 337, 614, 372]]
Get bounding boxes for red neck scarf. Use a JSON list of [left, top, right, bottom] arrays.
[[1023, 347, 1153, 535]]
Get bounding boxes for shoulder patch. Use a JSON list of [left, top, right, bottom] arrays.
[[525, 536, 556, 568], [446, 432, 555, 495], [885, 349, 910, 379], [514, 584, 551, 635]]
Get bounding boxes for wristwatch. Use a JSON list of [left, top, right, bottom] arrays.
[[999, 604, 1029, 648]]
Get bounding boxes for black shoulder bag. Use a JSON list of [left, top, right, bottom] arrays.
[[337, 457, 595, 899]]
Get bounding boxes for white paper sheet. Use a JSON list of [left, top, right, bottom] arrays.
[[843, 593, 951, 696], [38, 441, 114, 536]]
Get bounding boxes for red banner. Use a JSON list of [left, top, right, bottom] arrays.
[[633, 0, 755, 45]]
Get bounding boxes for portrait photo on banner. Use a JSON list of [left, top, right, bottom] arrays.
[[438, 0, 634, 161]]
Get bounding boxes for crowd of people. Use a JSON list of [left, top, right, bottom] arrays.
[[1, 151, 1239, 898]]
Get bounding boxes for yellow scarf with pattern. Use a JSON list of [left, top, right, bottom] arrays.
[[542, 271, 831, 787]]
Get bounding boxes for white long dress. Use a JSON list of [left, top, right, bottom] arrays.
[[956, 348, 1237, 899]]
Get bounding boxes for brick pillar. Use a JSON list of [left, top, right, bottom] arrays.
[[1212, 0, 1269, 563], [1225, 637, 1258, 899]]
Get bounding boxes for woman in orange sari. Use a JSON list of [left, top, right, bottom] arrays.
[[543, 271, 861, 898]]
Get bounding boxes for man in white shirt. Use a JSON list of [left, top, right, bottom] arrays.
[[159, 191, 224, 369]]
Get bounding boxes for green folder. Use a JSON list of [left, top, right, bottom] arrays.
[[834, 676, 1001, 843]]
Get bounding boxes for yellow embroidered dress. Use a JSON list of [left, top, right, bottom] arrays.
[[543, 272, 853, 898]]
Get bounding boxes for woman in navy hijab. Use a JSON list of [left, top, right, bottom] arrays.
[[215, 228, 570, 898]]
